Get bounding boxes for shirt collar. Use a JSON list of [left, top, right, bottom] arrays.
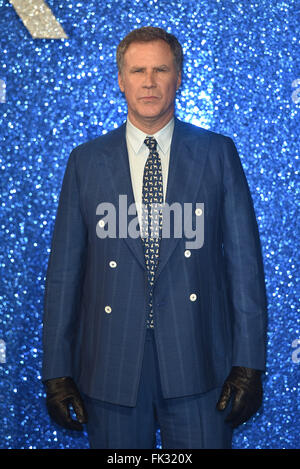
[[126, 116, 175, 155]]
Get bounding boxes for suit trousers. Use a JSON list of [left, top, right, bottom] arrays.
[[82, 329, 233, 449]]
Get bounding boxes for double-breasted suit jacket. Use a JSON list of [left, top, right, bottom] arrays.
[[42, 117, 268, 406]]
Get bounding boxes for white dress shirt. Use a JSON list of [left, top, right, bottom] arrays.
[[126, 115, 174, 227]]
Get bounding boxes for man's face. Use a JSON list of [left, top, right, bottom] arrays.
[[118, 40, 181, 131]]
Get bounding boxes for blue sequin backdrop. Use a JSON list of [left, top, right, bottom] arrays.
[[0, 0, 299, 449]]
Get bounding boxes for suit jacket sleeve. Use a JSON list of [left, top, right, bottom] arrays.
[[42, 148, 87, 381], [221, 137, 268, 371]]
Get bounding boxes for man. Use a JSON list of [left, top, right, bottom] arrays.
[[42, 26, 268, 449]]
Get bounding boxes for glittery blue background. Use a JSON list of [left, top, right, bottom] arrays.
[[0, 0, 299, 449]]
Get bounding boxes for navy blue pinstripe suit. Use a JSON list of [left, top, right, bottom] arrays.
[[42, 117, 267, 445]]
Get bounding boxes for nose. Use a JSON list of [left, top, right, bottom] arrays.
[[143, 71, 156, 88]]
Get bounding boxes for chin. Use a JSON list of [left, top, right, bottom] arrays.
[[138, 108, 163, 118], [137, 102, 162, 111]]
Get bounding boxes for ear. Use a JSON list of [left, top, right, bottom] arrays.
[[176, 70, 182, 91], [118, 72, 125, 93]]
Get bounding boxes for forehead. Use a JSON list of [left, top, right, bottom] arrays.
[[123, 40, 175, 66]]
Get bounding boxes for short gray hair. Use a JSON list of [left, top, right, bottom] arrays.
[[116, 26, 183, 75]]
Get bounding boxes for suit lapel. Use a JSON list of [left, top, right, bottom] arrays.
[[101, 117, 210, 278], [154, 117, 210, 283], [102, 123, 146, 271]]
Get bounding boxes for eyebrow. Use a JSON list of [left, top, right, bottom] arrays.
[[130, 65, 170, 71]]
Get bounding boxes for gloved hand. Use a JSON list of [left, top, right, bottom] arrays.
[[216, 366, 263, 428], [44, 376, 88, 431]]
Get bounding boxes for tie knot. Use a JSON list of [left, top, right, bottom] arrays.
[[144, 136, 158, 151]]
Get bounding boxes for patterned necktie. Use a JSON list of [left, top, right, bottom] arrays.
[[141, 136, 163, 328]]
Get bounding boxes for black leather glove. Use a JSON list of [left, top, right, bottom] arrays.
[[44, 376, 88, 431], [216, 366, 263, 428]]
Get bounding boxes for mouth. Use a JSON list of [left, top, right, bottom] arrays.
[[139, 96, 159, 100]]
